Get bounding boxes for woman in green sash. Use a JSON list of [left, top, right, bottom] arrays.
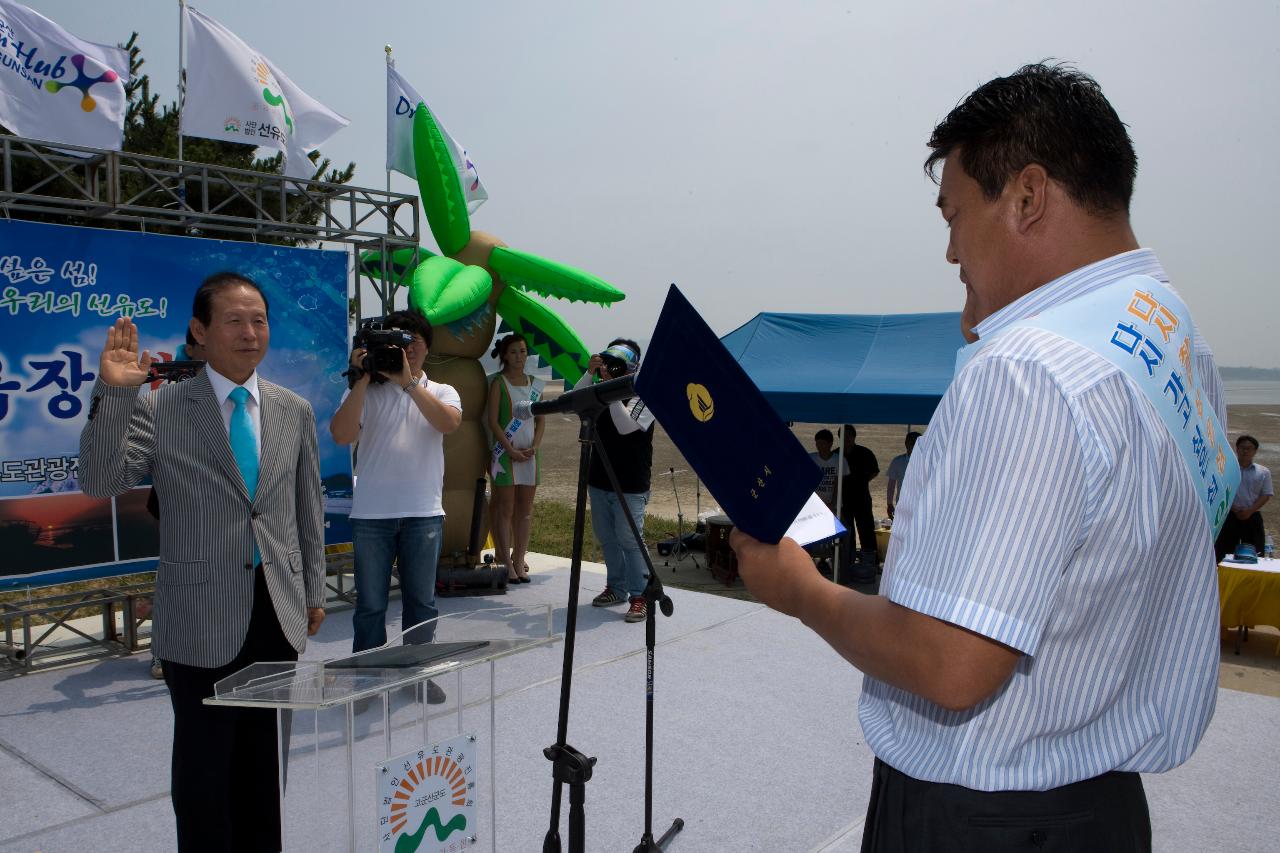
[[486, 334, 544, 583]]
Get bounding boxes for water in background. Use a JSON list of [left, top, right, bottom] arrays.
[[1225, 380, 1280, 406]]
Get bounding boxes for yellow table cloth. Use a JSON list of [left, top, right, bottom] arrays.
[[875, 528, 890, 564], [1217, 557, 1280, 631]]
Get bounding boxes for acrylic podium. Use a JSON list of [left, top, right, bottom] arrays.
[[206, 604, 554, 853]]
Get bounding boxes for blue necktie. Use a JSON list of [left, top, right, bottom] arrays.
[[228, 386, 259, 497], [229, 387, 260, 566]]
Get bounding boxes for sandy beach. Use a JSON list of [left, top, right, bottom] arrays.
[[528, 400, 1280, 697], [532, 399, 1280, 524]]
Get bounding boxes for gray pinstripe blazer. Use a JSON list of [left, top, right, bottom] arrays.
[[79, 370, 325, 668]]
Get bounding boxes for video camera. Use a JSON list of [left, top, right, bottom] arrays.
[[353, 317, 414, 382], [146, 360, 204, 383], [596, 343, 639, 379]]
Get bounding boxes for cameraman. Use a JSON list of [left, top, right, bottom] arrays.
[[329, 310, 461, 672], [579, 339, 657, 623], [175, 328, 206, 362]]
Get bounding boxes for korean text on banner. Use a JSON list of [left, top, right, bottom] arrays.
[[0, 218, 351, 589], [386, 64, 487, 212], [182, 5, 348, 179], [0, 0, 128, 151]]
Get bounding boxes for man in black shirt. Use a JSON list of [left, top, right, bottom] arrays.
[[840, 425, 880, 580], [577, 339, 657, 623]]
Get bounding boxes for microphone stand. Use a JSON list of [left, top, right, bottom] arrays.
[[542, 398, 684, 853], [543, 410, 599, 853], [592, 430, 684, 853]]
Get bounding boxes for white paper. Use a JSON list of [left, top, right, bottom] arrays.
[[783, 492, 846, 547]]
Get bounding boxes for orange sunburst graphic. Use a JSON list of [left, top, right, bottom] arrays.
[[386, 754, 469, 836], [253, 59, 270, 86]]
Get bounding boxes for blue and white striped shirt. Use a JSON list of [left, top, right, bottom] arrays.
[[859, 249, 1225, 791]]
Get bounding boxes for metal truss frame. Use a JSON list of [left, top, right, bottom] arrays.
[[0, 133, 422, 311], [0, 134, 427, 675], [0, 583, 153, 676]]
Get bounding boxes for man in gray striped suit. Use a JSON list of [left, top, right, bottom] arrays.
[[80, 272, 325, 852]]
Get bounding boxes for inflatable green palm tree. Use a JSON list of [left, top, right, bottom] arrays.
[[359, 103, 625, 563], [363, 103, 624, 386]]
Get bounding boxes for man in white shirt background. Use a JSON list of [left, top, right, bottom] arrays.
[[809, 428, 850, 510], [1215, 434, 1273, 560], [884, 430, 920, 522]]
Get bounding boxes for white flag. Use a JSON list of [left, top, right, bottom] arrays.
[[0, 1, 128, 151], [386, 64, 487, 212], [182, 6, 348, 179]]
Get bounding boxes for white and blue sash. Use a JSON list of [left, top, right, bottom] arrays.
[[956, 275, 1240, 536], [490, 375, 543, 478]]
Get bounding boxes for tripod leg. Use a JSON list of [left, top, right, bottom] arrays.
[[657, 818, 686, 848], [668, 468, 680, 572]]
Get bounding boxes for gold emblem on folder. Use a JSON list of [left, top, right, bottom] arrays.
[[687, 383, 714, 422]]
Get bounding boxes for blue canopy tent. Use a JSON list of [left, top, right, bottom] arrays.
[[720, 311, 966, 425]]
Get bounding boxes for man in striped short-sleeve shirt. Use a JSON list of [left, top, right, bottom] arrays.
[[733, 63, 1225, 852]]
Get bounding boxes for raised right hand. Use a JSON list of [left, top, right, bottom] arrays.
[[99, 318, 154, 387]]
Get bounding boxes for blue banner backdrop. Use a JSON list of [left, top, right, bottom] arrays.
[[0, 219, 352, 588]]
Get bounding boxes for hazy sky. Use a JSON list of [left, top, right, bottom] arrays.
[[25, 0, 1280, 367]]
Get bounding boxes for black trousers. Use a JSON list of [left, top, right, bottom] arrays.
[[861, 758, 1151, 853], [1215, 511, 1265, 561], [838, 493, 879, 576], [162, 568, 298, 853], [842, 493, 878, 554]]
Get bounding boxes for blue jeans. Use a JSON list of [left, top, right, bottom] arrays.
[[588, 486, 649, 599], [351, 516, 443, 652]]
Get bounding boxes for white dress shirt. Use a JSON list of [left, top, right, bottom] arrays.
[[860, 249, 1225, 791], [204, 365, 261, 453]]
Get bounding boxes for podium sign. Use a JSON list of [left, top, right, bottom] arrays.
[[376, 734, 477, 852], [208, 605, 554, 853]]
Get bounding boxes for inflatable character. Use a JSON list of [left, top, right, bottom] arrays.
[[361, 103, 624, 564]]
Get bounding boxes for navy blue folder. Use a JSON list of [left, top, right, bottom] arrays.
[[635, 285, 822, 544]]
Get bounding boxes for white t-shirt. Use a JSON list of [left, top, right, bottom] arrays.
[[341, 375, 462, 519], [809, 451, 849, 503], [886, 452, 911, 483]]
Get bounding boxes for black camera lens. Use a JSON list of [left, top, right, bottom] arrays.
[[599, 354, 627, 378], [367, 346, 404, 374], [354, 319, 414, 381]]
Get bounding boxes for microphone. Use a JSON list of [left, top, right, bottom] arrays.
[[513, 374, 637, 420]]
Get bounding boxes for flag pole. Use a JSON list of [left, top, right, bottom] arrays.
[[177, 0, 186, 163], [383, 44, 393, 312], [384, 44, 393, 196], [176, 0, 189, 214]]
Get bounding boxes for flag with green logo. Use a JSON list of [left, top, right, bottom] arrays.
[[181, 5, 348, 179]]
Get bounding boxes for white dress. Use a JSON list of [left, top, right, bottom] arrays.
[[491, 374, 543, 486]]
